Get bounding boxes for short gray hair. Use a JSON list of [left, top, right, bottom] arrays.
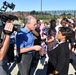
[[24, 15, 36, 24]]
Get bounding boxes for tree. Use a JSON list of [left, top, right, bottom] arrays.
[[30, 10, 36, 14]]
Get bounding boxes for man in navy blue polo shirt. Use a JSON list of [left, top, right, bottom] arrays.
[[16, 15, 42, 75]]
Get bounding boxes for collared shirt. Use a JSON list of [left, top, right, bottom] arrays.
[[53, 41, 65, 50], [16, 27, 34, 53]]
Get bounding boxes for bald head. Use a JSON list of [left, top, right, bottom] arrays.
[[24, 15, 36, 24]]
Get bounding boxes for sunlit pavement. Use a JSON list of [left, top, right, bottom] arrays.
[[11, 50, 76, 75]]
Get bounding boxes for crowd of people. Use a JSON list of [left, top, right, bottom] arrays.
[[0, 15, 76, 75]]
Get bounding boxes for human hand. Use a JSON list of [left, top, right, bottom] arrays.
[[33, 45, 42, 51], [54, 70, 59, 74]]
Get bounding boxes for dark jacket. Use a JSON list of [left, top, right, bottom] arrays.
[[47, 41, 69, 75]]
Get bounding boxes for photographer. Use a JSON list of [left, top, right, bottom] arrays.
[[0, 21, 13, 75]]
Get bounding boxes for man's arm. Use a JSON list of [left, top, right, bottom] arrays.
[[0, 22, 13, 60], [16, 33, 42, 54], [0, 35, 10, 60], [19, 45, 42, 53]]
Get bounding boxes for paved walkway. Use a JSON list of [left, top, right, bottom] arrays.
[[10, 50, 76, 75]]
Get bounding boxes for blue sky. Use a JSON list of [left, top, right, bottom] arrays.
[[0, 0, 76, 12]]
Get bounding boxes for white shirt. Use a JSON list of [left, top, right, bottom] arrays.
[[55, 24, 62, 33]]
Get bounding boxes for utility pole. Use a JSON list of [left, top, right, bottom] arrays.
[[41, 0, 42, 19]]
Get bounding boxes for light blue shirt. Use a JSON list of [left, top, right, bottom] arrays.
[[16, 27, 34, 53]]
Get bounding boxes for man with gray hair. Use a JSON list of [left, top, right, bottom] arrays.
[[16, 15, 42, 75]]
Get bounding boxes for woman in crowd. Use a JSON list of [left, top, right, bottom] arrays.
[[47, 27, 72, 75], [46, 20, 57, 51]]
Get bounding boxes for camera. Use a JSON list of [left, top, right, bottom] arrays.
[[0, 1, 21, 44], [0, 1, 15, 12], [0, 1, 21, 32]]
